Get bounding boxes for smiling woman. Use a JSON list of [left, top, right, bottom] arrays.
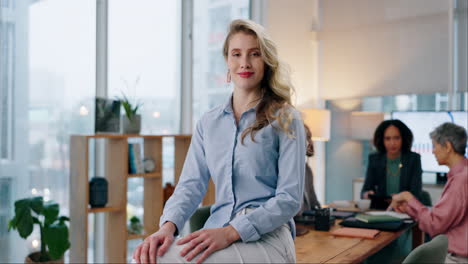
[[132, 19, 306, 264]]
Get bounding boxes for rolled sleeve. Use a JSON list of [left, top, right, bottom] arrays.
[[229, 215, 260, 242]]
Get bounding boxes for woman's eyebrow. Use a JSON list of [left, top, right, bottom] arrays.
[[230, 47, 260, 52]]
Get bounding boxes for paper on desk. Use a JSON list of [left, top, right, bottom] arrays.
[[366, 211, 411, 219]]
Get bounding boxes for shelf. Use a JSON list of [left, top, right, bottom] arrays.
[[70, 134, 193, 263], [87, 206, 122, 213], [128, 172, 161, 178], [71, 134, 191, 139], [127, 232, 149, 240]]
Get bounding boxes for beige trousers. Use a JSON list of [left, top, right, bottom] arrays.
[[157, 223, 295, 263], [445, 253, 468, 263]]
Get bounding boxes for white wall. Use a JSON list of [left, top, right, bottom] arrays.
[[262, 0, 456, 204], [264, 0, 326, 204], [319, 0, 451, 100]]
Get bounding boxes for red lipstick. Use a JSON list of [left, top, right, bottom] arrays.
[[238, 72, 254, 78]]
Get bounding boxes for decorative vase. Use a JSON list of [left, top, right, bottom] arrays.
[[121, 114, 141, 134], [25, 252, 64, 264], [89, 177, 108, 208]]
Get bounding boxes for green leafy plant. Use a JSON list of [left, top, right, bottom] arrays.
[[119, 76, 142, 121], [120, 92, 142, 121], [128, 216, 143, 234], [8, 196, 70, 262]]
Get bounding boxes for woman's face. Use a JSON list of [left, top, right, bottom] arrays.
[[227, 32, 265, 92], [432, 140, 450, 165], [383, 125, 402, 156]]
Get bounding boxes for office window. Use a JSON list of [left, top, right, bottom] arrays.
[[192, 0, 250, 125], [107, 1, 181, 261], [0, 1, 96, 262], [108, 0, 181, 136], [0, 21, 14, 160]]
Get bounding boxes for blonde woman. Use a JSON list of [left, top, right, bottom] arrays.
[[133, 19, 305, 263]]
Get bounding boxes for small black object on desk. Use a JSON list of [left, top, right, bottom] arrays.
[[89, 177, 108, 208], [369, 194, 392, 210], [315, 208, 335, 231], [436, 172, 447, 184]]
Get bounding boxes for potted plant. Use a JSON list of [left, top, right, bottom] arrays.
[[120, 92, 143, 134], [119, 76, 143, 134], [8, 196, 70, 263], [127, 216, 143, 235]]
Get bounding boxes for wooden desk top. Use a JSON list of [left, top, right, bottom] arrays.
[[295, 222, 412, 263]]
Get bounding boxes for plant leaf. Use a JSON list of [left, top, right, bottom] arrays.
[[13, 198, 34, 238], [58, 216, 70, 223], [44, 222, 70, 260], [43, 203, 59, 226], [8, 217, 16, 231], [30, 196, 44, 214], [32, 216, 41, 225]]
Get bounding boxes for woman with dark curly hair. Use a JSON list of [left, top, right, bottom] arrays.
[[361, 119, 422, 202]]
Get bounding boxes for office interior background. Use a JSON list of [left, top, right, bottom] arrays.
[[0, 0, 467, 262]]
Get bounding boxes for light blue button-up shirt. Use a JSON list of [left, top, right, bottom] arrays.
[[160, 95, 305, 242]]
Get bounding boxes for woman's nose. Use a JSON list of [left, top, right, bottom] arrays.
[[240, 57, 251, 69]]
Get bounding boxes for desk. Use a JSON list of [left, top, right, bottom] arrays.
[[295, 222, 423, 263]]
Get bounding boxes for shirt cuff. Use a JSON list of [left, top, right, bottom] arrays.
[[406, 196, 424, 220], [159, 213, 185, 236], [229, 214, 260, 242]]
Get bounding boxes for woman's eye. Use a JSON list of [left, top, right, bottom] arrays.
[[232, 53, 240, 57], [251, 52, 261, 57]]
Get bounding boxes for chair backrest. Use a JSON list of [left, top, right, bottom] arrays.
[[402, 234, 448, 264], [420, 190, 432, 206], [189, 205, 211, 233]]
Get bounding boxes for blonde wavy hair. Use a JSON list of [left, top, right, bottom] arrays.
[[223, 19, 296, 143]]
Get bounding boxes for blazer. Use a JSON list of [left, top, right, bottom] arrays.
[[361, 151, 423, 201]]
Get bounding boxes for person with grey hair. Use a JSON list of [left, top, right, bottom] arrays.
[[389, 122, 468, 263]]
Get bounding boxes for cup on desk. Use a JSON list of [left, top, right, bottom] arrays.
[[356, 199, 371, 211]]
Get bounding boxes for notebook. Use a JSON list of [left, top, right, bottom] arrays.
[[330, 227, 380, 239], [340, 217, 405, 231], [355, 213, 402, 223]]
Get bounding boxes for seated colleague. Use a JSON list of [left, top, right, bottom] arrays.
[[361, 120, 423, 202], [296, 124, 321, 216], [389, 123, 468, 263], [132, 19, 305, 264]]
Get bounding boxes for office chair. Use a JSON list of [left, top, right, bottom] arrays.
[[402, 234, 448, 264], [189, 205, 211, 232]]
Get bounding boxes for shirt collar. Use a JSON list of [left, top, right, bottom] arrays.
[[222, 94, 234, 114], [222, 93, 261, 115], [448, 158, 468, 179]]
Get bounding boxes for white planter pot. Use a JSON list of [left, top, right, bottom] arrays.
[[121, 114, 141, 134]]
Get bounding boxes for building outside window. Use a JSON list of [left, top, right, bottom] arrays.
[[192, 0, 250, 126], [0, 0, 96, 262], [107, 1, 181, 261]]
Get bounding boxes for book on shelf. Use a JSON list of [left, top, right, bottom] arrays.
[[355, 213, 402, 223], [128, 143, 144, 174]]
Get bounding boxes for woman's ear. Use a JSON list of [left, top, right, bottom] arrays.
[[443, 141, 454, 153]]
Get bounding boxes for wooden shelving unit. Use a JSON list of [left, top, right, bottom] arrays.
[[69, 134, 205, 263]]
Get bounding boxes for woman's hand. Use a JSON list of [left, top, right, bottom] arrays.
[[363, 190, 375, 199], [388, 191, 414, 213], [177, 225, 240, 264], [133, 222, 177, 264]]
